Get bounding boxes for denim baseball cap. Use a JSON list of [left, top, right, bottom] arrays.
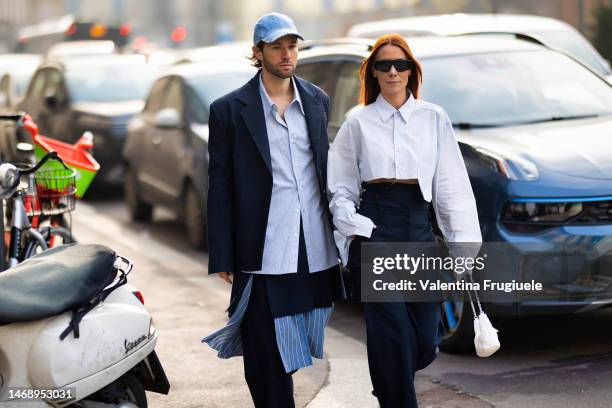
[[253, 13, 304, 44]]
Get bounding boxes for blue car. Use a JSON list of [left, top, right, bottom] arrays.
[[296, 35, 612, 352]]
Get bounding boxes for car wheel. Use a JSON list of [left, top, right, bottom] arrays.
[[439, 301, 475, 354], [125, 167, 153, 222], [184, 183, 208, 249]]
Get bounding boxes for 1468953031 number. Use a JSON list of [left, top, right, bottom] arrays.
[[7, 387, 76, 401]]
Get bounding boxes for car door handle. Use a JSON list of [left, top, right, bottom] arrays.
[[152, 135, 162, 146]]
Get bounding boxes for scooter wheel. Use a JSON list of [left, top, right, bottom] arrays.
[[92, 372, 147, 408]]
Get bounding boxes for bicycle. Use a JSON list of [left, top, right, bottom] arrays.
[[0, 150, 76, 269]]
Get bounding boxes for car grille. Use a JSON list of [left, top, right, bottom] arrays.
[[502, 199, 612, 234], [571, 200, 612, 224]]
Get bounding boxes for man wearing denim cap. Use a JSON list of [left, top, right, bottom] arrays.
[[202, 12, 345, 408]]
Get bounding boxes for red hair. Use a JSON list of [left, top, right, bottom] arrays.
[[359, 34, 423, 105]]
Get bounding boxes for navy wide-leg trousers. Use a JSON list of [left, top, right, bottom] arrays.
[[348, 183, 445, 408]]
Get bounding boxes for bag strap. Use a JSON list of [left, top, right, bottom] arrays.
[[466, 286, 477, 318], [462, 272, 484, 316]]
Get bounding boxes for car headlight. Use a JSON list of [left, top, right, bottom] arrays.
[[0, 163, 18, 190], [503, 202, 583, 223], [474, 147, 539, 181]]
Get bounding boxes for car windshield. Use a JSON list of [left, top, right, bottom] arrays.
[[66, 65, 158, 102], [189, 70, 254, 107], [420, 49, 612, 127], [533, 30, 609, 77]]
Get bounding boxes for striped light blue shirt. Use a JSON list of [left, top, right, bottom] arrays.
[[202, 275, 333, 373], [244, 75, 337, 275]]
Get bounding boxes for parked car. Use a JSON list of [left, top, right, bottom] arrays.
[[0, 114, 31, 164], [123, 61, 256, 248], [347, 13, 612, 83], [145, 42, 251, 66], [171, 42, 252, 64], [16, 54, 159, 185], [16, 16, 131, 54], [45, 40, 116, 60], [296, 36, 612, 352], [0, 54, 42, 111]]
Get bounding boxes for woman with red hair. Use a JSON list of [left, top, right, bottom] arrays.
[[327, 34, 482, 407]]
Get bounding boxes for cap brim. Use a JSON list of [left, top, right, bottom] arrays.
[[263, 28, 304, 43]]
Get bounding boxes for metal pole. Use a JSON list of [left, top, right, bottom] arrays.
[[578, 0, 585, 34]]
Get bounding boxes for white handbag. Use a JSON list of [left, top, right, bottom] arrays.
[[466, 281, 500, 357]]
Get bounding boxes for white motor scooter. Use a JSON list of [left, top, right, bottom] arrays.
[[0, 140, 169, 407], [0, 244, 170, 407]]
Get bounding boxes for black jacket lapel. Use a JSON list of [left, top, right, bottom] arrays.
[[238, 72, 272, 174]]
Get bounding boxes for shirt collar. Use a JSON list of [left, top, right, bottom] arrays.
[[374, 91, 415, 123], [259, 74, 305, 116]]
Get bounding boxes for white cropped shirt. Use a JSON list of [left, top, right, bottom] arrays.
[[327, 93, 482, 265]]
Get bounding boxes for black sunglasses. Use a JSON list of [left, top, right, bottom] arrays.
[[372, 59, 413, 72]]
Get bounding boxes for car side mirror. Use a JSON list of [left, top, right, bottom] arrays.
[[153, 108, 183, 129], [44, 94, 58, 110]]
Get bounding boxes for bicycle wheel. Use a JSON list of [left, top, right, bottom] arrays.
[[21, 226, 77, 260]]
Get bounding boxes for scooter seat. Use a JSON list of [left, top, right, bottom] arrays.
[[0, 244, 117, 324]]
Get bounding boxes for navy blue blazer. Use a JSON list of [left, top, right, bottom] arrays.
[[207, 71, 333, 274]]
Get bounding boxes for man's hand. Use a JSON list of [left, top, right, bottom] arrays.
[[218, 272, 234, 284]]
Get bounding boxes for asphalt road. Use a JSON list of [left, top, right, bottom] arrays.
[[71, 194, 612, 408]]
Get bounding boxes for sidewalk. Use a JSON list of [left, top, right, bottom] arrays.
[[306, 324, 493, 408], [73, 202, 492, 407]]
